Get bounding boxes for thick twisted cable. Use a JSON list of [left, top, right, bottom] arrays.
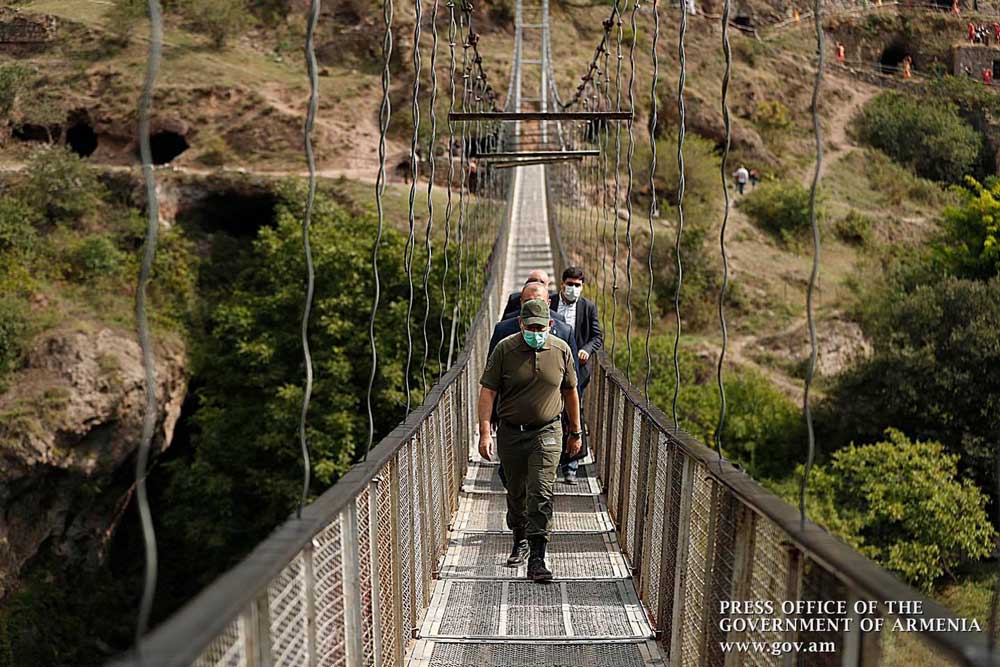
[[670, 0, 687, 430], [440, 0, 458, 377], [623, 0, 639, 382], [297, 0, 321, 518], [365, 0, 393, 459], [645, 0, 659, 405], [421, 0, 440, 395], [404, 0, 423, 414], [607, 0, 625, 356], [133, 0, 162, 651], [715, 0, 733, 464], [799, 0, 824, 528]]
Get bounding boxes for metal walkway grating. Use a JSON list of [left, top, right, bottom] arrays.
[[408, 640, 664, 666], [406, 164, 665, 666], [451, 493, 614, 533], [421, 580, 652, 639], [463, 462, 602, 496]]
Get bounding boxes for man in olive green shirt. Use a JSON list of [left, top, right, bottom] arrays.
[[478, 298, 582, 582]]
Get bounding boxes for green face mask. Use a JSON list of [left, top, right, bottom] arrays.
[[523, 330, 548, 349]]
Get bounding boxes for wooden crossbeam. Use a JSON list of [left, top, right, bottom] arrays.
[[478, 150, 598, 160], [492, 156, 585, 169], [448, 111, 632, 121]]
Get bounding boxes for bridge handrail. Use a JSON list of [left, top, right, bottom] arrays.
[[544, 166, 999, 667], [108, 168, 516, 667]]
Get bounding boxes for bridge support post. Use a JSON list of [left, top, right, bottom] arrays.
[[303, 540, 318, 667], [341, 503, 364, 667], [240, 592, 273, 667], [723, 505, 757, 667], [667, 455, 696, 667]]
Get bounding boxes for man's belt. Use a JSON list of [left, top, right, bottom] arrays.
[[500, 415, 561, 432]]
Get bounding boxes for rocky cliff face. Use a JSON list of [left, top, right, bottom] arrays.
[[0, 325, 187, 599]]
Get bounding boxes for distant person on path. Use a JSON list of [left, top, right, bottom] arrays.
[[953, 0, 961, 15], [551, 266, 603, 485], [969, 22, 977, 43], [478, 298, 581, 582], [836, 42, 846, 64], [749, 168, 760, 189], [792, 7, 800, 22], [984, 68, 993, 85], [733, 165, 750, 195], [902, 56, 912, 79]]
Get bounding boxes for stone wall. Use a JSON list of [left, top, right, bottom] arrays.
[[952, 43, 1000, 76], [0, 8, 57, 45]]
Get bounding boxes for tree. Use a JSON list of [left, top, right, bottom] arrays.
[[20, 147, 106, 224], [795, 429, 996, 589], [822, 277, 1000, 519], [164, 181, 459, 561], [935, 177, 1000, 280], [854, 91, 983, 184]]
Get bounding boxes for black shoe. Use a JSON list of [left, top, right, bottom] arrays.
[[507, 528, 528, 565], [507, 539, 529, 565], [527, 536, 553, 582]]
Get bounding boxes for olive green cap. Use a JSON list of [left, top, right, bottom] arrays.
[[520, 298, 551, 327]]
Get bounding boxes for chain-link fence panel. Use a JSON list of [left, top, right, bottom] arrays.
[[192, 617, 245, 667], [267, 552, 308, 666], [315, 516, 346, 667]]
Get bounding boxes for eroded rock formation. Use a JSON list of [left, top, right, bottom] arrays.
[[0, 326, 187, 599]]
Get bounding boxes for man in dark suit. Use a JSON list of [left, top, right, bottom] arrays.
[[551, 266, 603, 484], [501, 269, 554, 321]]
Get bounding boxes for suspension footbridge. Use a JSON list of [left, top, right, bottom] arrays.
[[102, 0, 1000, 664]]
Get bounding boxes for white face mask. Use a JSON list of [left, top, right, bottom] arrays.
[[563, 284, 582, 302]]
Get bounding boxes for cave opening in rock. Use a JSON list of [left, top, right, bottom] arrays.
[[149, 131, 189, 165], [181, 190, 278, 238], [66, 122, 98, 158], [734, 15, 753, 28], [13, 123, 57, 143], [880, 42, 908, 74]]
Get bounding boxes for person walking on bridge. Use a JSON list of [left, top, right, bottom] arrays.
[[478, 298, 582, 582], [551, 266, 603, 484], [503, 269, 554, 320]]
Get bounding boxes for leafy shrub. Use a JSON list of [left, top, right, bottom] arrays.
[[738, 179, 822, 245], [0, 64, 29, 116], [822, 276, 1000, 514], [935, 177, 1000, 280], [20, 147, 107, 224], [0, 296, 29, 389], [186, 0, 249, 48], [751, 100, 792, 131], [834, 210, 873, 246], [647, 225, 723, 332], [854, 91, 982, 184], [793, 429, 996, 589], [67, 236, 126, 281], [0, 197, 40, 257], [197, 134, 234, 167]]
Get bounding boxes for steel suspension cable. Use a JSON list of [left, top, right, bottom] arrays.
[[365, 0, 394, 459], [297, 0, 321, 518], [606, 0, 625, 350], [439, 0, 458, 379], [670, 0, 687, 430], [133, 0, 163, 651], [715, 0, 734, 463], [404, 0, 423, 414], [645, 0, 659, 405], [422, 0, 440, 396], [623, 0, 639, 383], [600, 39, 612, 279], [453, 26, 470, 355], [799, 0, 825, 527]]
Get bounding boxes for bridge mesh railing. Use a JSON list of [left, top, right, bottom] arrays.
[[111, 168, 513, 667], [582, 339, 990, 667]]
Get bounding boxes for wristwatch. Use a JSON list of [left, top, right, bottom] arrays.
[[568, 430, 583, 437]]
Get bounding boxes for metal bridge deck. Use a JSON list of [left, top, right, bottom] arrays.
[[404, 165, 665, 666]]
